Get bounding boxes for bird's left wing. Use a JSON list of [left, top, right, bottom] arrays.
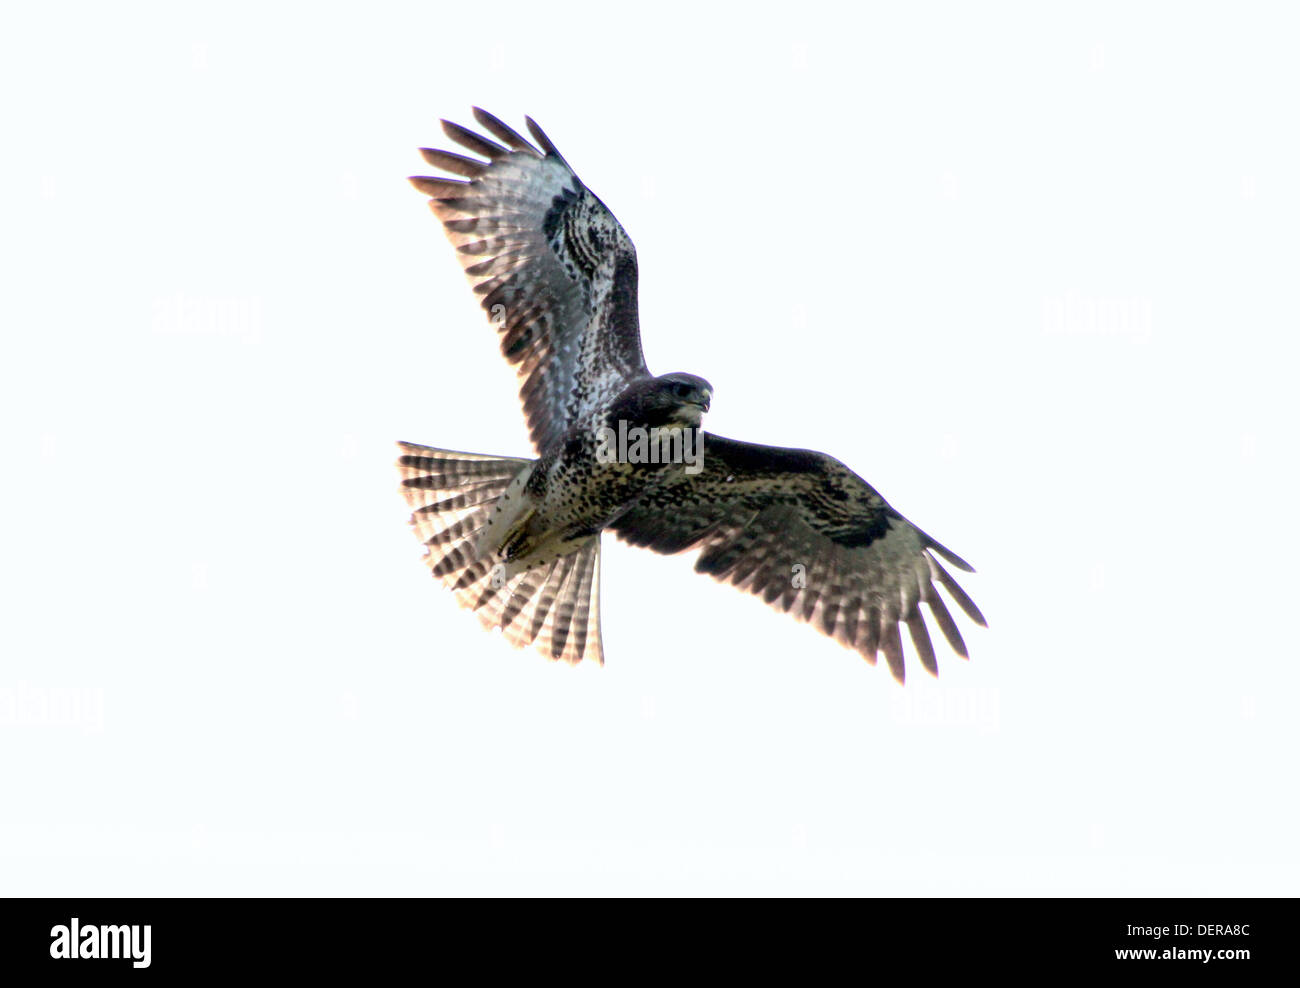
[[610, 434, 986, 683], [411, 108, 649, 453]]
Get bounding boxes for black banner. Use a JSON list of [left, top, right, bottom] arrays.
[[0, 897, 1281, 977]]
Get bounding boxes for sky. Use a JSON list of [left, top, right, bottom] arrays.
[[2, 1, 1296, 895]]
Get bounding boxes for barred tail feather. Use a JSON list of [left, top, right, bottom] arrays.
[[397, 442, 529, 564], [396, 441, 605, 666]]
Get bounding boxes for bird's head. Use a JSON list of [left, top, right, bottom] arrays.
[[647, 372, 713, 428], [606, 373, 713, 432]]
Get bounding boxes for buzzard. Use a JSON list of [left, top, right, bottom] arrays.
[[398, 108, 985, 682]]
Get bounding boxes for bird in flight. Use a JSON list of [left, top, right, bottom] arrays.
[[398, 108, 985, 683]]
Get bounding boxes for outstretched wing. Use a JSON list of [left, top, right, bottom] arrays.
[[411, 108, 649, 453], [611, 434, 986, 683]]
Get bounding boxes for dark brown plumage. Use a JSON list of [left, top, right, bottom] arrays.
[[398, 109, 985, 682]]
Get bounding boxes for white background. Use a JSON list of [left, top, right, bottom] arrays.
[[3, 1, 1296, 895]]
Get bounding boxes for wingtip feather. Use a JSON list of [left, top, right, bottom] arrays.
[[524, 115, 571, 168]]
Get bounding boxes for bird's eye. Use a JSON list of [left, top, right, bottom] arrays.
[[673, 383, 692, 398]]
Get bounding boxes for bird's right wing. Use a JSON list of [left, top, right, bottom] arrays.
[[611, 434, 986, 683]]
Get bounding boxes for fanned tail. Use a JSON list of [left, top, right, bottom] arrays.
[[397, 441, 605, 665]]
